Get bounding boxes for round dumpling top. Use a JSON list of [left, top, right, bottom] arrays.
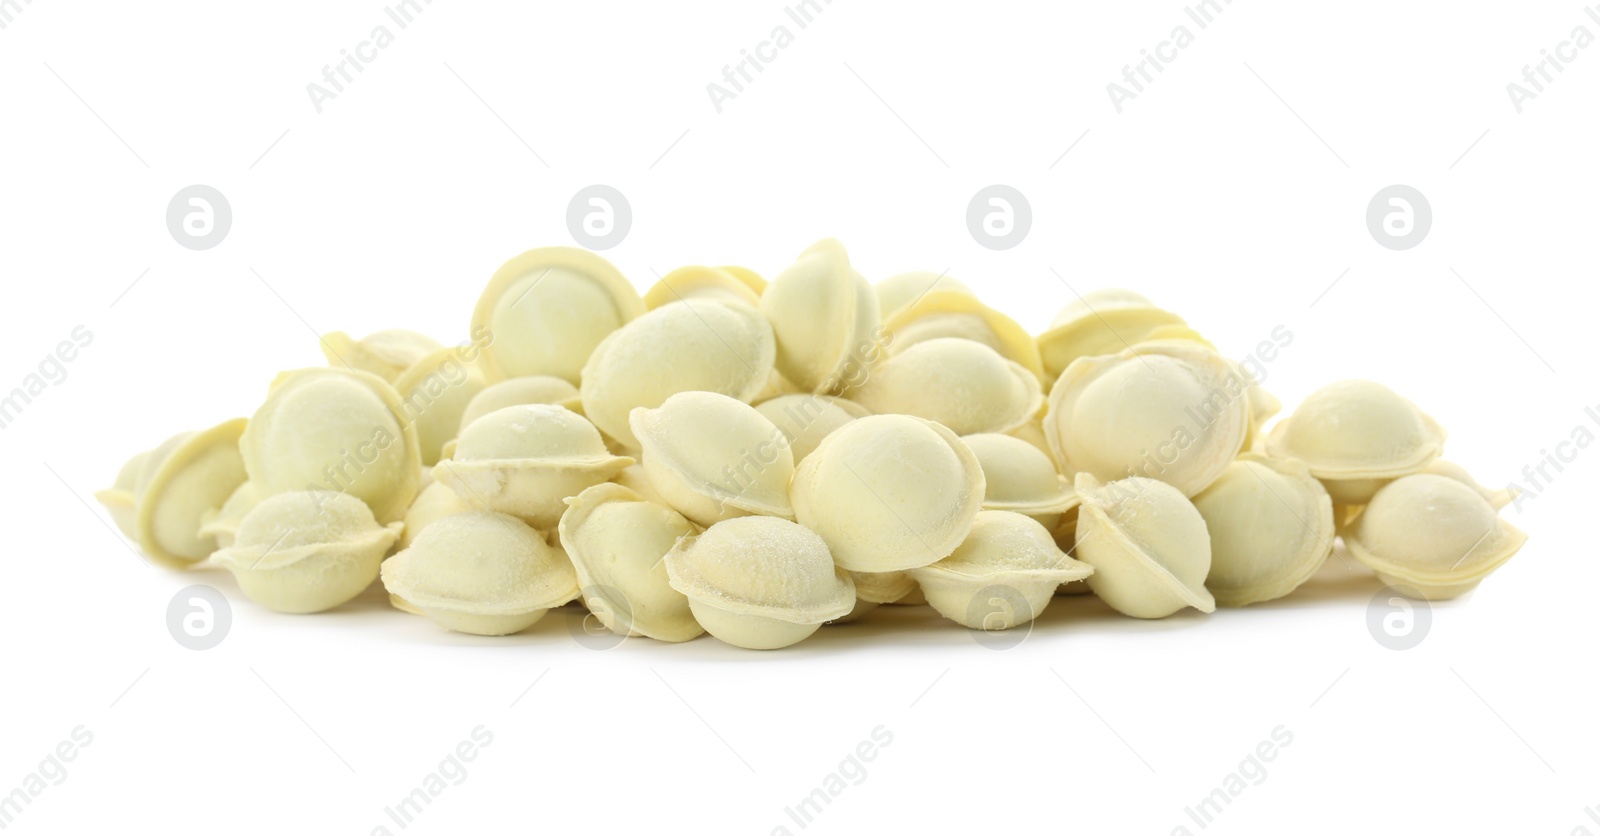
[[914, 510, 1092, 585], [320, 328, 442, 383], [1045, 341, 1248, 497], [664, 516, 854, 624], [880, 289, 1043, 382], [452, 403, 620, 467], [458, 376, 582, 433], [790, 414, 985, 573], [240, 367, 422, 524], [1344, 474, 1526, 598], [759, 238, 880, 394], [848, 338, 1042, 436], [392, 347, 486, 467], [382, 511, 577, 615], [558, 483, 701, 642], [875, 271, 972, 319], [580, 297, 776, 449], [1191, 454, 1334, 607], [644, 265, 763, 310], [961, 433, 1077, 517], [1265, 379, 1445, 479], [630, 391, 795, 522], [754, 393, 871, 464], [1036, 289, 1187, 381], [471, 247, 645, 385], [1074, 473, 1215, 618]]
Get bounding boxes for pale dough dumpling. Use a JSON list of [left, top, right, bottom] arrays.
[[759, 238, 880, 394], [320, 328, 442, 383], [381, 510, 579, 635], [644, 265, 764, 310], [848, 338, 1042, 436], [580, 298, 776, 449], [472, 247, 645, 385], [961, 432, 1078, 531], [663, 516, 855, 649], [1420, 460, 1516, 509], [197, 480, 264, 550], [1074, 474, 1215, 618], [909, 511, 1093, 630], [1344, 474, 1526, 600], [213, 491, 402, 614], [240, 367, 422, 525], [881, 289, 1044, 382], [790, 414, 985, 573], [1191, 454, 1334, 607], [97, 447, 155, 539], [558, 483, 702, 642], [875, 271, 971, 319], [97, 419, 249, 569], [458, 376, 582, 433], [393, 347, 486, 467], [629, 391, 795, 526], [400, 479, 474, 550], [433, 404, 631, 529], [1264, 379, 1446, 505], [1035, 290, 1187, 383], [1045, 341, 1248, 497], [754, 393, 871, 464], [834, 571, 917, 622]]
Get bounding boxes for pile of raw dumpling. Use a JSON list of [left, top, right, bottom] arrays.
[[97, 239, 1528, 649]]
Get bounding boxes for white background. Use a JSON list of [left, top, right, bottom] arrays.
[[2, 1, 1596, 833]]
